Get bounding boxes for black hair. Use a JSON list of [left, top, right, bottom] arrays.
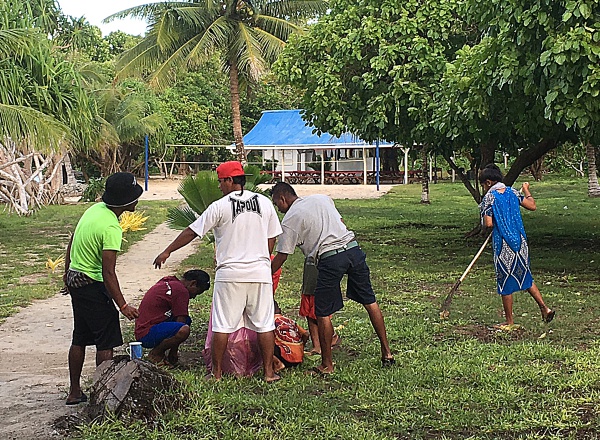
[[271, 181, 296, 198], [478, 163, 504, 184], [183, 269, 210, 292], [273, 300, 282, 314], [232, 175, 246, 196]]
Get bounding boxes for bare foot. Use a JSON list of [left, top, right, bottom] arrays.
[[147, 354, 164, 364], [542, 309, 556, 323], [166, 353, 179, 366], [266, 374, 281, 384], [312, 364, 334, 375], [273, 357, 286, 373], [331, 333, 342, 348]]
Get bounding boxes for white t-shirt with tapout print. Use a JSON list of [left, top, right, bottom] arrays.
[[189, 190, 282, 283]]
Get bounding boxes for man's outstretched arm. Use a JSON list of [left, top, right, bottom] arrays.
[[154, 227, 198, 268]]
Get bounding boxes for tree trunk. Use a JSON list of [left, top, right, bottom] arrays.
[[443, 152, 482, 203], [382, 148, 399, 172], [504, 138, 558, 186], [0, 140, 67, 214], [420, 147, 430, 204], [229, 63, 246, 164], [530, 156, 544, 181], [586, 142, 600, 197]]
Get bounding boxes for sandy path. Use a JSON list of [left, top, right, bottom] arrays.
[[0, 180, 393, 439], [139, 176, 395, 201]]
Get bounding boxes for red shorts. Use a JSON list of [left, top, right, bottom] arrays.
[[299, 294, 316, 320]]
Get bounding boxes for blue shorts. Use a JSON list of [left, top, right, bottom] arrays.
[[139, 317, 191, 349], [314, 246, 376, 317]]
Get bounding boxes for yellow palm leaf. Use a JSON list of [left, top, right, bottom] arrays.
[[46, 256, 65, 273]]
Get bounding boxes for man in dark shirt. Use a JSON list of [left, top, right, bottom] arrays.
[[135, 270, 210, 366]]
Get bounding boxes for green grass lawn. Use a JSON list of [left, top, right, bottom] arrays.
[[2, 178, 599, 439]]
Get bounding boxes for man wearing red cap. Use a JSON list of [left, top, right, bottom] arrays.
[[153, 161, 283, 383]]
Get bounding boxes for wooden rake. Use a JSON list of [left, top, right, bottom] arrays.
[[440, 233, 491, 318]]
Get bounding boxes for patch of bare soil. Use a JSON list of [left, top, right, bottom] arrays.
[[452, 324, 527, 343]]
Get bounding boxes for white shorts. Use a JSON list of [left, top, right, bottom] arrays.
[[211, 281, 275, 333]]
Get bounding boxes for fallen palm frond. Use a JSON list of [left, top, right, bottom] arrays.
[[119, 211, 149, 234], [45, 256, 64, 273]]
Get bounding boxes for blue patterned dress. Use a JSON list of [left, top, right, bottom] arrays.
[[480, 185, 533, 295]]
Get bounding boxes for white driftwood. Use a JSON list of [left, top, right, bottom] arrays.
[[0, 139, 71, 214]]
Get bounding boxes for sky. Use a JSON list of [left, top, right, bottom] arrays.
[[57, 0, 150, 36]]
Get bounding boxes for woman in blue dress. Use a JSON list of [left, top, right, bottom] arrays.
[[479, 164, 555, 327]]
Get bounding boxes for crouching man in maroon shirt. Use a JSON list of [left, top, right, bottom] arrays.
[[135, 270, 210, 366]]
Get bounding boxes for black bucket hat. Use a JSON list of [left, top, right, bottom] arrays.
[[102, 172, 144, 207]]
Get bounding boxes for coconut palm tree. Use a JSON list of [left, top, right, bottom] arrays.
[[107, 0, 328, 162]]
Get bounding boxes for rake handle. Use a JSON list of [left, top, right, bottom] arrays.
[[441, 233, 491, 312]]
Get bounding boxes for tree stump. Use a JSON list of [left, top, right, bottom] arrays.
[[54, 356, 183, 433]]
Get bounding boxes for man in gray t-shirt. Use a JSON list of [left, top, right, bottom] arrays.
[[271, 182, 394, 375]]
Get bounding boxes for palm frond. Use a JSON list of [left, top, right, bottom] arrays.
[[147, 34, 203, 90], [0, 103, 70, 152], [244, 164, 272, 186], [0, 28, 35, 59], [178, 171, 223, 215], [231, 23, 266, 82], [115, 38, 164, 80], [166, 205, 198, 229], [186, 16, 233, 67], [252, 25, 287, 65], [103, 2, 193, 22], [254, 14, 303, 43], [258, 0, 329, 21]]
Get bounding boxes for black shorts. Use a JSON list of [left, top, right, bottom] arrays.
[[314, 246, 376, 317], [69, 282, 123, 350]]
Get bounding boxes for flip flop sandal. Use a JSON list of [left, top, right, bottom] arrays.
[[381, 357, 396, 368], [543, 310, 556, 323], [66, 392, 88, 406], [308, 366, 333, 377], [149, 357, 174, 369]]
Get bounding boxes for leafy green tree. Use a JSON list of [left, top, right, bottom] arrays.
[[80, 77, 167, 176], [276, 0, 465, 146], [276, 0, 600, 203], [0, 0, 99, 213], [107, 0, 327, 162], [0, 0, 96, 150]]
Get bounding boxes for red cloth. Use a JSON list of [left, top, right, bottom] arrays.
[[299, 293, 317, 320], [134, 276, 190, 340]]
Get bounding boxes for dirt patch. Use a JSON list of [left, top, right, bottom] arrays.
[[451, 324, 527, 343], [19, 273, 48, 285]]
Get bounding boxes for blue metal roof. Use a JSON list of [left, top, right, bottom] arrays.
[[243, 109, 392, 148]]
